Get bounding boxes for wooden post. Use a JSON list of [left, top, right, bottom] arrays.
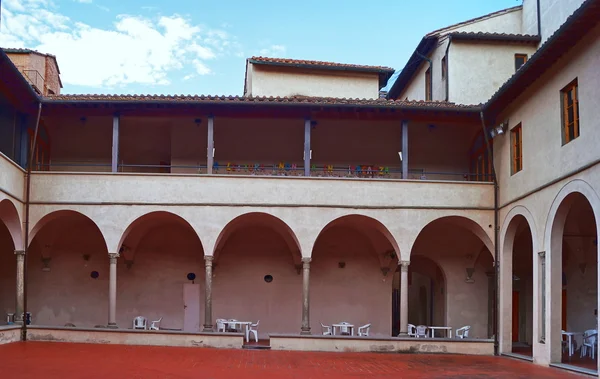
[[304, 119, 311, 177], [111, 114, 119, 173], [207, 116, 214, 174], [401, 120, 408, 179]]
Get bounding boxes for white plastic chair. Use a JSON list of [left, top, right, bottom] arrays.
[[133, 316, 147, 330], [407, 324, 417, 338], [216, 319, 227, 332], [416, 325, 428, 338], [247, 320, 259, 343], [581, 329, 598, 359], [150, 317, 162, 330], [358, 323, 371, 337], [321, 323, 332, 336], [456, 326, 471, 339], [227, 319, 239, 332], [339, 321, 351, 335]]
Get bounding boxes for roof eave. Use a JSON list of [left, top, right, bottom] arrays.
[[387, 36, 438, 99], [248, 59, 395, 76]]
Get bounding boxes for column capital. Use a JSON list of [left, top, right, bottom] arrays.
[[399, 260, 410, 272], [108, 253, 120, 263], [14, 250, 25, 256], [301, 257, 311, 264], [204, 255, 214, 264]]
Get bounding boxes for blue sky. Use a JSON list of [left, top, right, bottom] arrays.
[[0, 0, 521, 95]]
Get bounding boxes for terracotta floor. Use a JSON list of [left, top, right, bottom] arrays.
[[0, 342, 583, 379], [513, 345, 598, 371]]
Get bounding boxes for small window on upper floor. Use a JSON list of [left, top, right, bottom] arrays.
[[511, 123, 523, 175], [561, 79, 580, 144], [514, 54, 528, 71], [425, 67, 432, 101], [441, 56, 447, 80]]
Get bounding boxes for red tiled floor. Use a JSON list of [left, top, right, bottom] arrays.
[[0, 342, 584, 379], [513, 345, 598, 371]]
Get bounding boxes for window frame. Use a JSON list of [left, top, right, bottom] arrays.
[[510, 123, 523, 175], [560, 78, 580, 145], [514, 54, 528, 71], [441, 56, 447, 80]]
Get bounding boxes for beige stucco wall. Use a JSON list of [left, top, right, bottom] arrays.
[[247, 64, 381, 99], [397, 8, 523, 103], [495, 22, 600, 207], [0, 152, 25, 205], [449, 42, 537, 106], [523, 0, 586, 44], [496, 22, 600, 370]]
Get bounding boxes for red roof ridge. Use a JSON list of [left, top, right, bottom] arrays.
[[248, 56, 395, 72]]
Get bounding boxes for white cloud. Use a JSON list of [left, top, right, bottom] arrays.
[[0, 0, 232, 89], [259, 44, 286, 57], [74, 0, 93, 3]]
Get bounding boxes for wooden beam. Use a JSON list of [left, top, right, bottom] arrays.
[[207, 116, 214, 175], [401, 120, 408, 179], [111, 114, 119, 172], [304, 118, 311, 177]]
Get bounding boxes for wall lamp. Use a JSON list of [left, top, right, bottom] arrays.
[[489, 120, 509, 138]]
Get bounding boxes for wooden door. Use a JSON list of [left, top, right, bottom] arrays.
[[512, 291, 519, 342], [183, 283, 201, 332]]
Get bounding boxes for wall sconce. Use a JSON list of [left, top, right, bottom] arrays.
[[579, 263, 587, 275], [194, 118, 202, 127], [41, 257, 51, 272], [125, 259, 134, 270], [489, 120, 509, 139], [465, 268, 475, 283], [381, 267, 390, 277], [338, 262, 346, 269]]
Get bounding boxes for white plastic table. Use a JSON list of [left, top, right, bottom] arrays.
[[332, 323, 355, 336], [428, 326, 453, 338], [224, 321, 251, 341], [562, 331, 582, 357]]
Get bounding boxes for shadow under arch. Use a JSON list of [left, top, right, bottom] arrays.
[[544, 179, 600, 365], [0, 199, 23, 251], [312, 214, 401, 268], [117, 211, 205, 259], [29, 210, 109, 253], [213, 212, 302, 265]]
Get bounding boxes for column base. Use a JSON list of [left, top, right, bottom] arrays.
[[398, 332, 408, 337], [107, 323, 118, 329], [300, 327, 311, 335], [202, 325, 214, 333]]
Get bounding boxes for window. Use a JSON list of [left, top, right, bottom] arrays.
[[469, 130, 493, 182], [510, 123, 523, 174], [425, 67, 432, 101], [441, 56, 447, 80], [514, 54, 528, 71], [561, 79, 580, 144]]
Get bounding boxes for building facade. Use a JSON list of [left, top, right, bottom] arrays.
[[0, 0, 599, 376]]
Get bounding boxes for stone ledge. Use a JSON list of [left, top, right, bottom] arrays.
[[269, 334, 494, 355], [0, 326, 21, 345], [26, 326, 244, 349]]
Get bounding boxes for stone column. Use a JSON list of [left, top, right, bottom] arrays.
[[203, 256, 214, 332], [108, 253, 119, 328], [301, 257, 311, 335], [14, 250, 25, 324], [399, 260, 410, 336]]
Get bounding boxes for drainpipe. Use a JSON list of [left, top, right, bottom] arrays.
[[444, 36, 452, 102], [479, 111, 499, 356], [415, 51, 432, 100], [21, 102, 43, 341], [536, 0, 542, 38]]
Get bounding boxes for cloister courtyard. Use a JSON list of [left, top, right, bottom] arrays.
[[0, 342, 581, 379]]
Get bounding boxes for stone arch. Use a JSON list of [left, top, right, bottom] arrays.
[[312, 214, 401, 270], [29, 210, 109, 253], [410, 215, 494, 262], [498, 205, 539, 355], [0, 199, 23, 251], [213, 212, 302, 265], [543, 179, 600, 364], [116, 211, 205, 260]]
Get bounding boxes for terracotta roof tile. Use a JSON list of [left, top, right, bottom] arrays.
[[448, 32, 541, 43], [248, 56, 395, 73], [426, 5, 523, 37], [43, 94, 479, 111]]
